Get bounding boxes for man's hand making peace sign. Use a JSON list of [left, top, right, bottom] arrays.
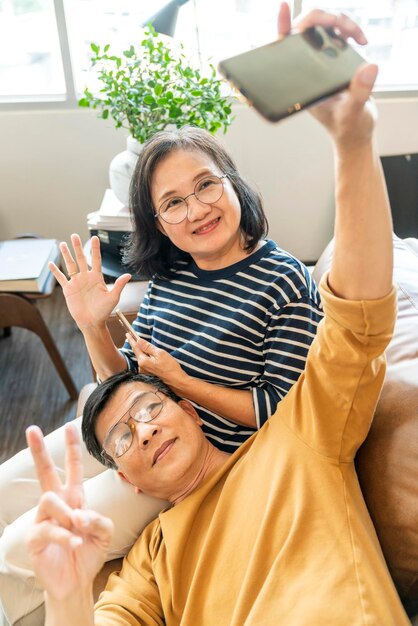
[[25, 425, 113, 621]]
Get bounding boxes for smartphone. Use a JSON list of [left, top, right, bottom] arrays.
[[218, 26, 366, 123], [115, 309, 140, 341]]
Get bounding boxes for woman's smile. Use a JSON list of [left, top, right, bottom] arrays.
[[152, 149, 245, 270], [193, 217, 221, 235]]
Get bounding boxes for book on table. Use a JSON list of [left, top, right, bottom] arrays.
[[0, 238, 60, 293], [87, 188, 134, 257]]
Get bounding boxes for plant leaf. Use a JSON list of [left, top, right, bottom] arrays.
[[169, 104, 183, 119], [82, 28, 234, 137]]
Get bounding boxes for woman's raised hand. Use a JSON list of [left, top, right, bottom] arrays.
[[49, 234, 132, 330]]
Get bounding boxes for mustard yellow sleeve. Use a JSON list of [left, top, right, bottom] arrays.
[[278, 273, 397, 461], [94, 522, 164, 626]]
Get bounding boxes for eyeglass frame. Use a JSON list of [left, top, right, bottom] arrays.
[[100, 390, 165, 463], [153, 174, 229, 224]]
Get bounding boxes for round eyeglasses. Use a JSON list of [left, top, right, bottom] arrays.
[[101, 391, 164, 462], [154, 174, 228, 224]]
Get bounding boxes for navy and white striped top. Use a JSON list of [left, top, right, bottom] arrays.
[[120, 240, 323, 454]]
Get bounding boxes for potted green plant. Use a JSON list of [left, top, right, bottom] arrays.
[[79, 26, 234, 206]]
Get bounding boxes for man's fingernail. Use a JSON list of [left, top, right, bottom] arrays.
[[360, 65, 377, 86], [74, 510, 91, 526], [70, 536, 83, 549]]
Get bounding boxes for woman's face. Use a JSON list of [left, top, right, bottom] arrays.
[[151, 148, 245, 270]]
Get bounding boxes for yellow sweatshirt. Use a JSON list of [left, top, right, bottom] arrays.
[[95, 278, 409, 625]]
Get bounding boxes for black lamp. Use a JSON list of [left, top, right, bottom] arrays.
[[142, 0, 191, 37]]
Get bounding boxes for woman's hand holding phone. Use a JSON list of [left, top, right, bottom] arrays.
[[125, 333, 188, 394], [115, 309, 140, 341]]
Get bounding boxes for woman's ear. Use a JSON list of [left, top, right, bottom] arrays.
[[156, 219, 168, 237], [178, 399, 203, 426]]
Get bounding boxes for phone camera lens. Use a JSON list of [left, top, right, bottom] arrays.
[[325, 28, 347, 50], [303, 26, 324, 51], [322, 46, 338, 58]]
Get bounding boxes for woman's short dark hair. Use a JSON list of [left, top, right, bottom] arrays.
[[82, 371, 181, 470], [123, 126, 268, 279]]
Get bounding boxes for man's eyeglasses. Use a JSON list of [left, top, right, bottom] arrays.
[[154, 174, 228, 224], [101, 391, 164, 462]]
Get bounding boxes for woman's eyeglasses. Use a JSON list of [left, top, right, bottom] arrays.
[[154, 174, 228, 224]]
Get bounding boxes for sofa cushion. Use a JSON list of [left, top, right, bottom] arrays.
[[313, 236, 418, 616]]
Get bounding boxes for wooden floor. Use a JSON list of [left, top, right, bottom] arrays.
[[0, 286, 94, 463]]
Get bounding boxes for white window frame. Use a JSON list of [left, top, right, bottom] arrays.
[[294, 0, 418, 99], [2, 0, 417, 112], [1, 0, 76, 111]]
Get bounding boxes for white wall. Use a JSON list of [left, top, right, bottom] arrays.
[[1, 97, 417, 263]]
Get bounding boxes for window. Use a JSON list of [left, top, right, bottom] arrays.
[[176, 0, 281, 61], [0, 0, 65, 98], [67, 0, 283, 95], [2, 0, 418, 104], [301, 0, 418, 90], [2, 0, 286, 104], [65, 0, 169, 95]]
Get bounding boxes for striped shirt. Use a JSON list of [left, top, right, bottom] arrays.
[[120, 240, 323, 454]]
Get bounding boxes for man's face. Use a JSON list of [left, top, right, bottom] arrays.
[[95, 382, 207, 502]]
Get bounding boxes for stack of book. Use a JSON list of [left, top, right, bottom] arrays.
[[0, 238, 60, 293], [87, 189, 134, 259]]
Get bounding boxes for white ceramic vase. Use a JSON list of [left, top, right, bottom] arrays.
[[108, 136, 142, 208]]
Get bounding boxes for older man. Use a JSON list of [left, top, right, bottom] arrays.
[[25, 5, 410, 626]]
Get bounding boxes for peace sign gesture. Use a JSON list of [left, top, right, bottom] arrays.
[[25, 424, 113, 603]]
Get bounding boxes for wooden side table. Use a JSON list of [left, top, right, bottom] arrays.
[[0, 272, 78, 400]]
